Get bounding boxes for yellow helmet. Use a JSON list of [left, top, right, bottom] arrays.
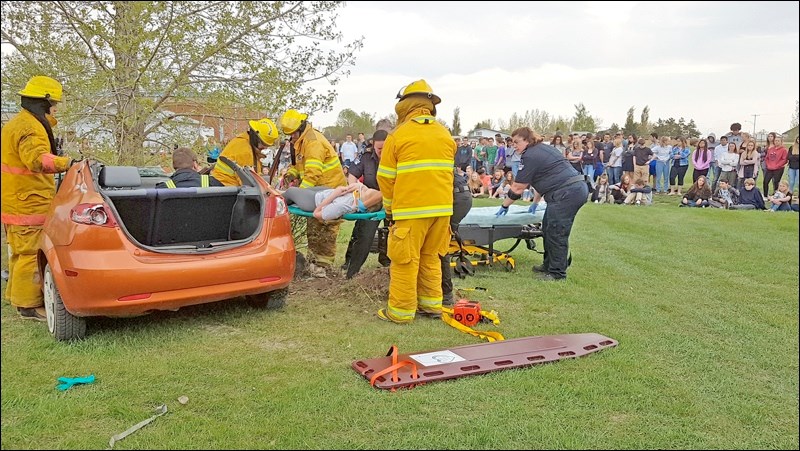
[[396, 79, 441, 105], [18, 75, 63, 102], [248, 118, 279, 146], [279, 109, 308, 135]]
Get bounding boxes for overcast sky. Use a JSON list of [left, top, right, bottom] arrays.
[[311, 1, 799, 137]]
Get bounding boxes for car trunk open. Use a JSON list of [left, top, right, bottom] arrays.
[[96, 164, 265, 251]]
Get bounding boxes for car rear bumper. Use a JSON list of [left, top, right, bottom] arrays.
[[47, 237, 295, 317]]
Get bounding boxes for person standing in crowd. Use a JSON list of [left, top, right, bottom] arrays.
[[788, 136, 799, 194], [376, 79, 455, 323], [441, 136, 473, 306], [279, 109, 348, 278], [762, 134, 788, 196], [341, 129, 390, 279], [156, 147, 223, 188], [1, 76, 73, 321], [712, 135, 729, 191], [706, 133, 718, 186], [211, 118, 278, 186], [496, 127, 588, 281], [339, 134, 358, 167], [691, 138, 713, 182], [725, 122, 744, 150]]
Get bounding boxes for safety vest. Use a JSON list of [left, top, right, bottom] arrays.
[[165, 175, 209, 188]]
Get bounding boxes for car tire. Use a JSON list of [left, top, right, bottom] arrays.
[[43, 264, 87, 341], [246, 287, 288, 310]]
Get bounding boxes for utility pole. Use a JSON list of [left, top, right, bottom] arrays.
[[751, 114, 760, 136]]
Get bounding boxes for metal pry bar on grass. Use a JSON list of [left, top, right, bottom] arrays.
[[108, 404, 168, 449]]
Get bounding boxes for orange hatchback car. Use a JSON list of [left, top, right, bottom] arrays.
[[38, 158, 294, 341]]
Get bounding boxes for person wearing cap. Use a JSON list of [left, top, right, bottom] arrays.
[[376, 79, 455, 323], [496, 126, 589, 281], [1, 76, 73, 321], [341, 129, 390, 279], [279, 109, 347, 278], [211, 118, 278, 186]]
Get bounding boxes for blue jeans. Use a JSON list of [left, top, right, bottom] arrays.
[[711, 163, 721, 189], [608, 167, 622, 185], [582, 164, 595, 184], [655, 161, 670, 193], [788, 168, 799, 193], [510, 161, 520, 178]]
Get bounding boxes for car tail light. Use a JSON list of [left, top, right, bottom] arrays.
[[70, 203, 117, 227], [265, 196, 287, 218]]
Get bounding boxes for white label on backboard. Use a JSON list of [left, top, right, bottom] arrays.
[[409, 350, 466, 366]]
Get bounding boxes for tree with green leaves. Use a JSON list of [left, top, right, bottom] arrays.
[[792, 100, 799, 129], [652, 117, 701, 139], [1, 1, 362, 164], [623, 106, 637, 136], [473, 119, 495, 131], [637, 105, 651, 137], [321, 109, 375, 142], [571, 103, 597, 133], [452, 106, 461, 136]]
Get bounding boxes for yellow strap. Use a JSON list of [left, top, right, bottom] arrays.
[[201, 175, 209, 188], [165, 179, 176, 189], [440, 307, 504, 342]]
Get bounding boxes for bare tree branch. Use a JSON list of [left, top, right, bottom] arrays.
[[150, 2, 302, 113]]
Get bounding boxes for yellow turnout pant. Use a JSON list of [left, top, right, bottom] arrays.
[[384, 216, 450, 323], [4, 225, 44, 308], [306, 217, 340, 267]]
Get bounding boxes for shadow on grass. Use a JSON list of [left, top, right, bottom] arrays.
[[85, 296, 269, 337]]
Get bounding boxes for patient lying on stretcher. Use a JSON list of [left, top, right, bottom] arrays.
[[265, 182, 383, 221]]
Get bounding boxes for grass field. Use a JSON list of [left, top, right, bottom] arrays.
[[1, 196, 798, 449]]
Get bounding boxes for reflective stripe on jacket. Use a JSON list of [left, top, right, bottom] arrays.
[[165, 175, 210, 188], [377, 111, 455, 220], [211, 133, 260, 186], [1, 109, 70, 226], [293, 124, 346, 190]]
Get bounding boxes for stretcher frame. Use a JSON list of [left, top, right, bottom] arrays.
[[447, 223, 544, 274]]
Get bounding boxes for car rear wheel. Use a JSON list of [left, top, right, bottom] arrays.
[[246, 287, 288, 310], [44, 264, 87, 341]]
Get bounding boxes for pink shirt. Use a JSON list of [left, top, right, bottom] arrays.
[[764, 146, 788, 171], [692, 149, 713, 170]]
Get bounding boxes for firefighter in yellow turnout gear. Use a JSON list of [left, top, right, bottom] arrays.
[[279, 110, 347, 275], [211, 118, 278, 186], [376, 80, 456, 323], [1, 76, 72, 321]]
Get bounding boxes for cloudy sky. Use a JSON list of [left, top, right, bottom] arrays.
[[311, 1, 799, 136]]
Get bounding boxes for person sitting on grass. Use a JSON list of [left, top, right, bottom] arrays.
[[709, 179, 739, 209], [729, 178, 765, 210], [624, 178, 653, 205], [769, 180, 793, 212], [609, 173, 632, 204], [265, 182, 382, 221], [680, 175, 712, 207], [591, 173, 612, 203], [468, 171, 486, 198]]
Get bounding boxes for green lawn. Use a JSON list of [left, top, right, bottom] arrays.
[[2, 197, 798, 449]]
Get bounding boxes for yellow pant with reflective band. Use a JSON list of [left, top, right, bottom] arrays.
[[384, 216, 450, 323], [306, 217, 340, 267], [4, 225, 44, 308]]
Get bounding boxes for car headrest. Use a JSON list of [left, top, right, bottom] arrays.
[[99, 166, 142, 188]]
